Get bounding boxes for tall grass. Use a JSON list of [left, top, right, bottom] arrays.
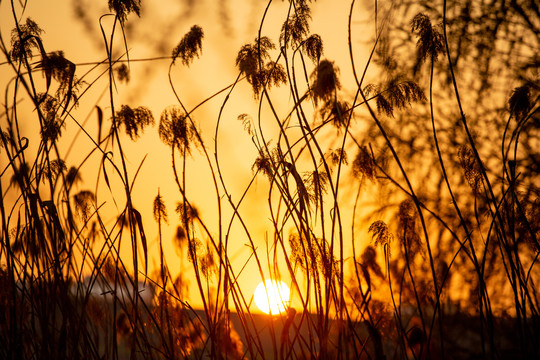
[[0, 0, 538, 359]]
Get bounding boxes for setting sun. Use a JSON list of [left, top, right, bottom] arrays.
[[254, 280, 290, 315]]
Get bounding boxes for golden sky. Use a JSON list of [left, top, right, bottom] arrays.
[[1, 0, 379, 312]]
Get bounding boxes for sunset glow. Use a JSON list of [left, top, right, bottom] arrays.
[[254, 280, 290, 315], [1, 0, 538, 357]]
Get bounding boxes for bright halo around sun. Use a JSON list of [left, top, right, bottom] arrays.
[[254, 280, 290, 315]]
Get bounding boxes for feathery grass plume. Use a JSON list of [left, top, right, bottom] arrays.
[[73, 190, 95, 222], [100, 254, 121, 283], [326, 148, 348, 167], [290, 231, 335, 277], [291, 234, 326, 276], [280, 1, 311, 48], [369, 220, 393, 250], [411, 13, 444, 63], [508, 84, 532, 119], [367, 299, 393, 335], [398, 199, 416, 229], [375, 94, 393, 117], [252, 150, 273, 179], [304, 34, 323, 63], [317, 238, 336, 278], [236, 36, 274, 78], [44, 158, 66, 182], [153, 192, 168, 224], [237, 113, 254, 135], [38, 94, 64, 142], [458, 145, 482, 194], [114, 105, 154, 140], [386, 78, 426, 109], [283, 160, 310, 210], [159, 105, 197, 154], [352, 146, 376, 181], [289, 232, 307, 272], [115, 63, 130, 83], [310, 59, 341, 105], [260, 61, 288, 88], [365, 78, 425, 117], [176, 202, 199, 246], [9, 18, 43, 63], [199, 244, 216, 279], [397, 199, 421, 256], [303, 169, 328, 205], [363, 83, 378, 97], [236, 37, 287, 97], [37, 92, 57, 113], [187, 237, 202, 264], [247, 61, 287, 97], [368, 220, 393, 266], [320, 99, 350, 128], [175, 202, 199, 223], [108, 0, 141, 23], [36, 51, 77, 107], [172, 25, 204, 66]]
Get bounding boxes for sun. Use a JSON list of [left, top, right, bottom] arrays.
[[254, 280, 290, 315]]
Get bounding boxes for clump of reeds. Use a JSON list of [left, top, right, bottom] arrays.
[[1, 0, 538, 359]]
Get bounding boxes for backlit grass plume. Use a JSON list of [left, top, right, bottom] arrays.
[[310, 59, 340, 105], [369, 220, 393, 267], [36, 51, 78, 113], [303, 34, 323, 63], [352, 146, 376, 181], [236, 37, 287, 97], [458, 145, 482, 194], [153, 192, 168, 224], [172, 25, 204, 66], [108, 0, 141, 23], [114, 104, 154, 140], [38, 95, 64, 143], [508, 84, 532, 119], [159, 105, 197, 154], [280, 1, 311, 48], [9, 18, 43, 63], [411, 13, 444, 64], [364, 78, 425, 117]]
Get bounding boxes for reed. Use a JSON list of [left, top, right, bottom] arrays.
[[0, 0, 538, 358]]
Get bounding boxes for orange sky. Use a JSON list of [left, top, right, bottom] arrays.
[[0, 0, 380, 313]]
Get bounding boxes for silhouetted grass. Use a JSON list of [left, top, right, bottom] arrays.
[[0, 0, 538, 359]]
